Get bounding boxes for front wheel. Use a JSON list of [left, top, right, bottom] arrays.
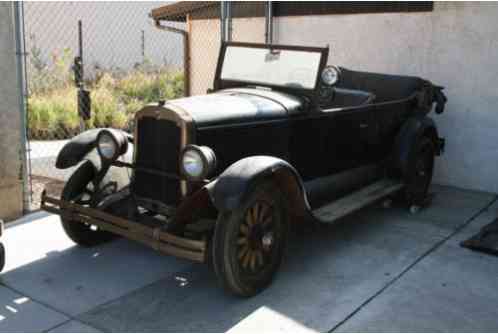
[[212, 180, 289, 297], [61, 161, 116, 247]]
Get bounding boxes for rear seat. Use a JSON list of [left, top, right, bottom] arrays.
[[330, 88, 376, 108]]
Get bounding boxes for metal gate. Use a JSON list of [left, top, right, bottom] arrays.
[[19, 1, 268, 210]]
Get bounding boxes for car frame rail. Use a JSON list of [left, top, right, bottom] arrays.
[[41, 191, 206, 262]]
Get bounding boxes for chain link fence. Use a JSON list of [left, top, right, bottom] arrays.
[[21, 1, 268, 209], [22, 2, 186, 208]]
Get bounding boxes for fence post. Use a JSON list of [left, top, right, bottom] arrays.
[[141, 29, 145, 62], [265, 1, 273, 44], [13, 2, 31, 212], [220, 2, 226, 42], [226, 1, 232, 41], [77, 20, 86, 132]]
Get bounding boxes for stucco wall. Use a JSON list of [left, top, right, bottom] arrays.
[[273, 2, 498, 193], [190, 18, 220, 96], [0, 2, 23, 220], [189, 17, 265, 95]]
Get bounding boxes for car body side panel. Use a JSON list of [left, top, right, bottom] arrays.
[[196, 120, 292, 176], [288, 117, 323, 181], [319, 108, 376, 174]]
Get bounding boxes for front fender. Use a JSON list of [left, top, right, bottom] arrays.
[[57, 129, 133, 193], [208, 156, 311, 216], [56, 129, 101, 169], [56, 128, 133, 170]]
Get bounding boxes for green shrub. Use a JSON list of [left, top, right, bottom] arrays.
[[124, 98, 144, 115], [28, 96, 58, 138], [117, 71, 158, 103], [54, 89, 79, 136], [27, 49, 185, 140], [108, 110, 128, 129], [91, 86, 118, 128]]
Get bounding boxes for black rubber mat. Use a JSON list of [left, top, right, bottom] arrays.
[[461, 218, 498, 256]]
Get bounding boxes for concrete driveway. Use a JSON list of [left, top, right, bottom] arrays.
[[1, 185, 497, 332], [29, 140, 70, 181]]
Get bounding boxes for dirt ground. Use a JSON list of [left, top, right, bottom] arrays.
[[29, 175, 65, 210]]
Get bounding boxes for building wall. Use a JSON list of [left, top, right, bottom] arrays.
[[0, 2, 23, 220], [274, 2, 498, 193], [189, 18, 220, 96], [189, 17, 265, 95]]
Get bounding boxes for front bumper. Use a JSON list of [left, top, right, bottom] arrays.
[[41, 191, 206, 262]]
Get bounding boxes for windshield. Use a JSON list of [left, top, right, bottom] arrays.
[[220, 45, 323, 90]]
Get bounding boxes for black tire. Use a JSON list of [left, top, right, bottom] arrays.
[[61, 161, 115, 247], [212, 180, 289, 297], [0, 242, 5, 272], [403, 136, 435, 206]]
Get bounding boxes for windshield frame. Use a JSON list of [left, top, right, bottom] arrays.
[[213, 42, 329, 100]]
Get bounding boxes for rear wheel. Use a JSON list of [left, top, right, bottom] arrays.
[[403, 136, 435, 206], [0, 242, 5, 272], [212, 181, 289, 297], [61, 161, 116, 247]]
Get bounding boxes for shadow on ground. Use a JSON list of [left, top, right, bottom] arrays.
[[0, 185, 497, 332]]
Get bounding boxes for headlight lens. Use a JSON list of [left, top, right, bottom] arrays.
[[180, 145, 217, 181], [96, 129, 128, 162], [97, 132, 117, 160], [321, 66, 340, 86], [182, 149, 204, 179]]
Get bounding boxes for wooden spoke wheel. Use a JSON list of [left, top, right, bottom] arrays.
[[405, 136, 435, 206], [237, 200, 277, 274], [212, 181, 288, 297]]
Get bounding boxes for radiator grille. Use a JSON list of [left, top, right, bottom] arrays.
[[132, 116, 181, 206]]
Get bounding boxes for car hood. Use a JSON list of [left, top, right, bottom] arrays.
[[165, 88, 303, 127]]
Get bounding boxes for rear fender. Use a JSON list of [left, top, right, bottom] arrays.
[[393, 116, 440, 176], [207, 156, 312, 221]]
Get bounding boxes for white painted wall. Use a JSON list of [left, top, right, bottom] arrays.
[[189, 18, 220, 96], [189, 17, 265, 95], [174, 3, 498, 193], [272, 2, 498, 193]]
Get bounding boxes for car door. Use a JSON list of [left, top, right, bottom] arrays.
[[320, 106, 378, 175], [288, 116, 324, 182]]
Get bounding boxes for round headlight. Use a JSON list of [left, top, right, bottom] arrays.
[[180, 145, 216, 181], [321, 66, 340, 86], [97, 129, 128, 162], [182, 149, 204, 178]]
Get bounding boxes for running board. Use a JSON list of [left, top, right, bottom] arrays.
[[312, 179, 404, 223]]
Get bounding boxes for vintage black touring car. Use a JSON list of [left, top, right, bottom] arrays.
[[42, 42, 447, 297]]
